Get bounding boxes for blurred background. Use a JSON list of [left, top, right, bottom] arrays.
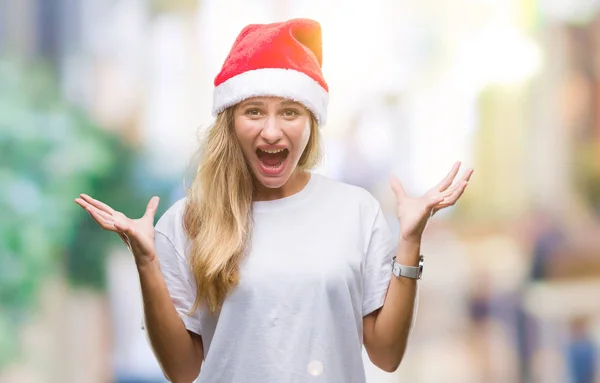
[[2, 0, 600, 382]]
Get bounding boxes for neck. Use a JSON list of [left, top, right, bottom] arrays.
[[253, 170, 310, 201]]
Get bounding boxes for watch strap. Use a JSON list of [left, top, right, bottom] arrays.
[[391, 255, 424, 280]]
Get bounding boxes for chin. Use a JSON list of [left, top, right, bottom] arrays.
[[257, 177, 289, 189], [252, 168, 294, 189]]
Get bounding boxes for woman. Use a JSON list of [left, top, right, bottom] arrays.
[[75, 18, 472, 383]]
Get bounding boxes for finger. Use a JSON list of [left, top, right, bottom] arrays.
[[427, 194, 447, 209], [436, 161, 461, 192], [427, 186, 457, 208], [389, 175, 406, 200], [112, 215, 133, 245], [86, 207, 117, 231], [457, 168, 474, 184], [439, 186, 457, 199], [143, 196, 160, 220], [79, 194, 115, 215], [88, 205, 114, 222], [436, 168, 473, 199], [113, 219, 135, 237], [437, 180, 468, 207], [79, 199, 132, 247], [74, 197, 93, 210]]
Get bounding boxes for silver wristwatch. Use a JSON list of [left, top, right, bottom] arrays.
[[391, 255, 424, 280]]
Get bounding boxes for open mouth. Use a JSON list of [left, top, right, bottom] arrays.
[[256, 148, 289, 170]]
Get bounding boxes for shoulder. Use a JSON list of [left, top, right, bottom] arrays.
[[315, 173, 380, 206], [155, 197, 189, 253], [156, 197, 187, 233], [313, 173, 382, 216]]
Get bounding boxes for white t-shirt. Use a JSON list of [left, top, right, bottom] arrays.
[[152, 173, 402, 382]]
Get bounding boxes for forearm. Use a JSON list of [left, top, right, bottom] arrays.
[[371, 239, 420, 369], [138, 259, 202, 382]]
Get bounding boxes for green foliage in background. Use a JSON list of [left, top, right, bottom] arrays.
[[0, 58, 171, 367]]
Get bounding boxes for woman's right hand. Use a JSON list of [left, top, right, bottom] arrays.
[[74, 194, 160, 267]]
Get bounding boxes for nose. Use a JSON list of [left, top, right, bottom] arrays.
[[260, 115, 283, 143]]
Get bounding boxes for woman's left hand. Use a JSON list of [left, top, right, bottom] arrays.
[[390, 161, 473, 243]]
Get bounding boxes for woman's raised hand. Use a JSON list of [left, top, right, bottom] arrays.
[[74, 194, 160, 267]]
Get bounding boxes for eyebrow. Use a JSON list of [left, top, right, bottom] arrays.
[[280, 100, 302, 106], [239, 100, 302, 108], [240, 101, 264, 107]]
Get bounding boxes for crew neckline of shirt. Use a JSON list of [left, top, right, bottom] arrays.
[[252, 172, 321, 213]]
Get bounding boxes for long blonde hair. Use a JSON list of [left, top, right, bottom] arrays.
[[182, 106, 322, 313]]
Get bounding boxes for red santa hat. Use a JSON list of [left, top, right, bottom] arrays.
[[212, 18, 329, 125]]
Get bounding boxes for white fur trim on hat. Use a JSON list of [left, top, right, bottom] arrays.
[[212, 68, 328, 125]]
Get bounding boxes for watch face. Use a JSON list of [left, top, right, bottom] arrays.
[[393, 263, 401, 276]]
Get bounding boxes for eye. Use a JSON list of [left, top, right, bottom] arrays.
[[245, 108, 262, 117], [282, 109, 300, 118]]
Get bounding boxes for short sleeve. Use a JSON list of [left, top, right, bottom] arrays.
[[362, 205, 396, 317], [141, 230, 203, 336]]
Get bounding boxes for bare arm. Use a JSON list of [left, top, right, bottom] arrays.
[[364, 162, 472, 372], [139, 258, 204, 383], [363, 239, 418, 372], [74, 194, 204, 382]]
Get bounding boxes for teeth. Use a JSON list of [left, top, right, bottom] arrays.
[[259, 148, 286, 154]]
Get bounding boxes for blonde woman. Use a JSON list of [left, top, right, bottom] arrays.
[[75, 18, 473, 383]]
